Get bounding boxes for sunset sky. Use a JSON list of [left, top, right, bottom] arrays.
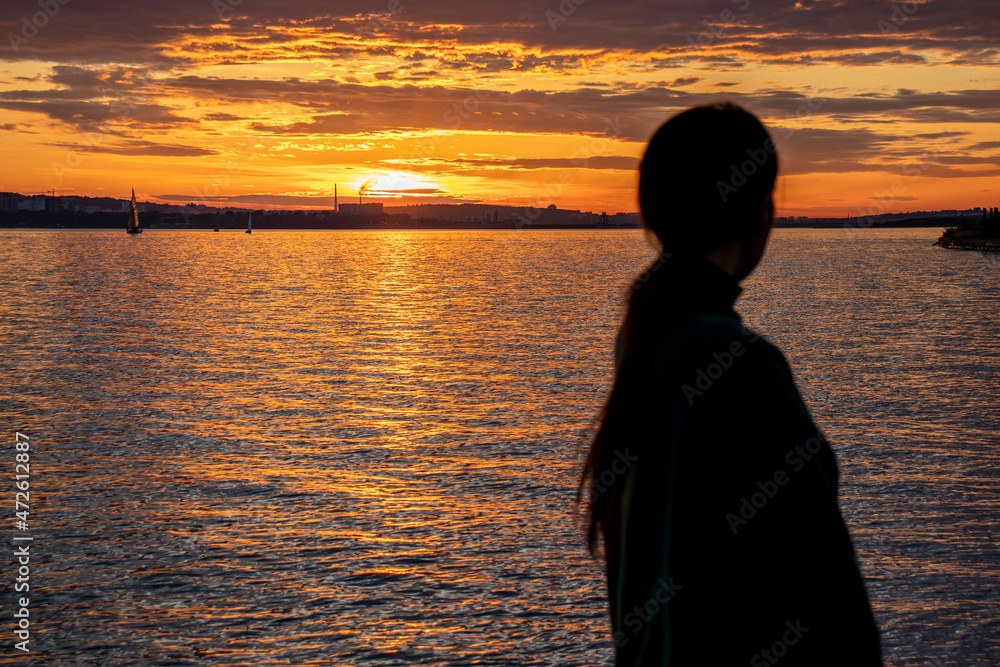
[[1, 0, 998, 216]]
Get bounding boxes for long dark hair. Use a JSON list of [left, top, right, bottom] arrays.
[[579, 102, 778, 556]]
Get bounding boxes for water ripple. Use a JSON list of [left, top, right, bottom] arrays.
[[0, 228, 997, 665]]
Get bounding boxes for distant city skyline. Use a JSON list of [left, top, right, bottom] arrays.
[[1, 1, 997, 217], [4, 189, 988, 229]]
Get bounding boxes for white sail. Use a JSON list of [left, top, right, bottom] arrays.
[[246, 211, 252, 233]]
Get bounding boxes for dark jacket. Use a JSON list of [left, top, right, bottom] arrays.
[[606, 253, 882, 665]]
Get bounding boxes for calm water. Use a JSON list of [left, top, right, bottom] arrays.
[[0, 227, 997, 665]]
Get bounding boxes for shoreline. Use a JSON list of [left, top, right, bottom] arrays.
[[934, 235, 1000, 252], [0, 221, 956, 231]]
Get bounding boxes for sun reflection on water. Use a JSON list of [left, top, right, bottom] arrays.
[[0, 228, 997, 664]]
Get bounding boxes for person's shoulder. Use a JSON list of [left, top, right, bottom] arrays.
[[716, 323, 796, 384], [735, 327, 793, 374], [652, 312, 794, 386], [668, 309, 761, 358]]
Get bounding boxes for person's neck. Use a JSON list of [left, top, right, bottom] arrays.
[[702, 220, 770, 282], [702, 238, 749, 281], [701, 197, 773, 281]]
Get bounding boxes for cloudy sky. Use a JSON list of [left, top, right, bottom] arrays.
[[1, 0, 998, 215]]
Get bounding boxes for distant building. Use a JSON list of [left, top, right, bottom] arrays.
[[339, 202, 383, 217], [17, 197, 45, 212], [607, 212, 641, 227], [0, 192, 18, 212]]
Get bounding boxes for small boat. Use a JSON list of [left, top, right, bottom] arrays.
[[213, 228, 219, 232], [245, 212, 252, 234], [126, 189, 142, 234]]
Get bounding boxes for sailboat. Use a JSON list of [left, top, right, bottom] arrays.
[[245, 211, 252, 234], [125, 189, 142, 234]]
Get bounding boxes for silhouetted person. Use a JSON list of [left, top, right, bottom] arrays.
[[580, 103, 883, 665]]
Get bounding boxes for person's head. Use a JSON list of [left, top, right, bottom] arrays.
[[579, 103, 779, 556], [639, 102, 778, 276]]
